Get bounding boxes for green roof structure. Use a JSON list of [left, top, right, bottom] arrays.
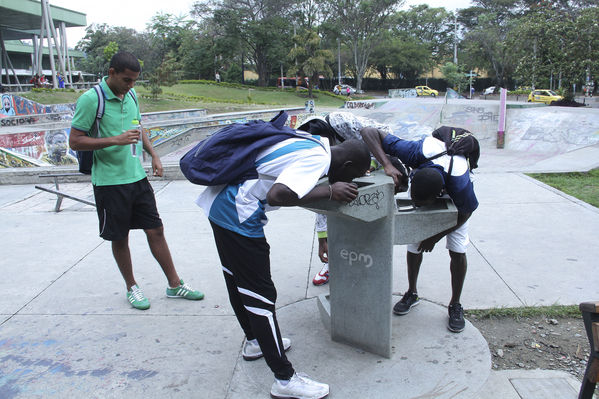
[[0, 0, 87, 90]]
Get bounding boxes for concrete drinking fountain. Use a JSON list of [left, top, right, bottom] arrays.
[[303, 169, 458, 358]]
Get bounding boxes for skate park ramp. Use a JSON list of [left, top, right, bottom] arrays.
[[0, 92, 304, 169], [2, 94, 599, 176], [340, 97, 599, 173]]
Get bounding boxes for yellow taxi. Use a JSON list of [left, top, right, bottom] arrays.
[[415, 85, 439, 97], [527, 89, 563, 105]]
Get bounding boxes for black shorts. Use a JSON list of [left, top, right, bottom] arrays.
[[93, 178, 163, 241]]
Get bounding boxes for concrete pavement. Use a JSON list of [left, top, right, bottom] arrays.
[[1, 168, 597, 397], [2, 101, 599, 397]]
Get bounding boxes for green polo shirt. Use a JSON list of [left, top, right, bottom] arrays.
[[71, 77, 145, 186]]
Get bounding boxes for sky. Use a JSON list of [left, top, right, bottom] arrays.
[[50, 0, 474, 46]]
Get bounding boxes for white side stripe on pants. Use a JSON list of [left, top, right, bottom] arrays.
[[244, 305, 282, 356], [238, 287, 274, 305]]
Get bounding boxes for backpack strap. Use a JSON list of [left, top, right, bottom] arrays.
[[128, 88, 138, 106], [89, 86, 137, 138], [424, 150, 447, 163], [90, 85, 105, 138]]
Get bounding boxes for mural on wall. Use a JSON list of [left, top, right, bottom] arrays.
[[1, 94, 16, 116], [40, 129, 78, 165], [0, 131, 46, 159], [0, 94, 76, 118], [0, 148, 48, 168], [0, 95, 78, 166]]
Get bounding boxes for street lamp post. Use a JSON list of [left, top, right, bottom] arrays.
[[453, 13, 458, 65], [337, 38, 341, 85]]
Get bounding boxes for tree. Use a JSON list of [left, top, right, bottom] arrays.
[[196, 0, 294, 86], [370, 32, 430, 81], [287, 28, 334, 97], [75, 24, 155, 76], [147, 13, 193, 64], [459, 2, 520, 88], [442, 62, 469, 92], [103, 41, 119, 62], [322, 0, 404, 92], [393, 5, 454, 77]]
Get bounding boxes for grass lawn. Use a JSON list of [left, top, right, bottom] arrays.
[[152, 83, 346, 108], [20, 90, 84, 105], [20, 82, 347, 113], [527, 168, 599, 208]]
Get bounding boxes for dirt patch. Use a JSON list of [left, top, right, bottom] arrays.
[[469, 314, 597, 392], [549, 99, 587, 107]]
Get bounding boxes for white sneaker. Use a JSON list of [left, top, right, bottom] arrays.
[[242, 337, 291, 361], [271, 372, 329, 399], [312, 263, 329, 286]]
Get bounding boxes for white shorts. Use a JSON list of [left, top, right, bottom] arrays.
[[407, 220, 470, 254]]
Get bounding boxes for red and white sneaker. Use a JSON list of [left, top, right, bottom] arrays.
[[312, 263, 329, 286]]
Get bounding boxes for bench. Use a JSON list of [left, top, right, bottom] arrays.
[[579, 301, 599, 399], [35, 173, 95, 212]]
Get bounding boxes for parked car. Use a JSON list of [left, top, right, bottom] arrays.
[[415, 85, 438, 97], [527, 89, 563, 105], [483, 86, 497, 95], [333, 84, 356, 95]]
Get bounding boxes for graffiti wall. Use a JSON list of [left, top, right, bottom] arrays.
[[142, 109, 206, 124], [148, 109, 306, 147], [388, 89, 418, 98], [0, 94, 78, 167], [1, 94, 76, 118], [0, 147, 49, 168]]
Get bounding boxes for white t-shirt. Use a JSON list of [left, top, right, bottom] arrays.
[[197, 136, 331, 238], [327, 111, 394, 140]]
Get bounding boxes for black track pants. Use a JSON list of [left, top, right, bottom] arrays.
[[210, 221, 294, 380]]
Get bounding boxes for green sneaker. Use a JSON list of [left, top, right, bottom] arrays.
[[166, 279, 204, 300], [127, 285, 150, 310]]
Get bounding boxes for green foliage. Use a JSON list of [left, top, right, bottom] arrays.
[[103, 41, 119, 62], [207, 0, 295, 87], [75, 24, 153, 76], [322, 0, 401, 91], [70, 1, 599, 95], [31, 88, 76, 93], [508, 89, 531, 95], [287, 28, 334, 98], [392, 5, 454, 72], [224, 63, 243, 84], [441, 62, 469, 91], [370, 32, 431, 81], [22, 81, 347, 113], [146, 53, 182, 100]]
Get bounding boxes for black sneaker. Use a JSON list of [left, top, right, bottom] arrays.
[[393, 291, 420, 315], [447, 303, 465, 333]]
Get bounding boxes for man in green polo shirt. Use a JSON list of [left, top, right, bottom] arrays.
[[69, 52, 204, 310]]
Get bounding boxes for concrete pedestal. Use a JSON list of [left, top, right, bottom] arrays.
[[304, 171, 458, 358]]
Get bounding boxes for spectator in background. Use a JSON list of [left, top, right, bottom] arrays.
[[57, 73, 65, 89], [215, 72, 221, 83], [30, 74, 41, 88]]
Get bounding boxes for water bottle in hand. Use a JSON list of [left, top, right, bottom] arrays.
[[131, 119, 141, 157]]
